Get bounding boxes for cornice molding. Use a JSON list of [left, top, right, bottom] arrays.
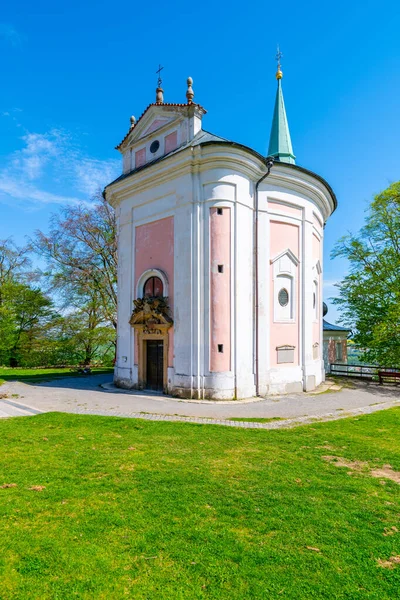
[[105, 142, 336, 220]]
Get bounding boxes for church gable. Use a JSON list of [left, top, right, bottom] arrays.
[[143, 117, 172, 137], [115, 77, 206, 176], [119, 105, 184, 150]]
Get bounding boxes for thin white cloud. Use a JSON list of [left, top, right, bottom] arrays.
[[0, 24, 23, 47], [11, 132, 57, 179], [0, 175, 84, 207], [73, 157, 120, 197], [0, 126, 120, 210]]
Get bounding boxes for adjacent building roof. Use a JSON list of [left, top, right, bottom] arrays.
[[323, 319, 351, 332]]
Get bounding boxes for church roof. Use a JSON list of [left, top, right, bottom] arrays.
[[105, 129, 337, 212], [323, 319, 351, 332], [267, 77, 296, 164]]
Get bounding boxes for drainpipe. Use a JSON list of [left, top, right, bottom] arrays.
[[254, 156, 274, 396]]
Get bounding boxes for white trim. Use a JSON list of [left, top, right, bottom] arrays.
[[106, 145, 336, 221], [274, 274, 295, 323], [313, 278, 319, 322], [136, 269, 169, 298], [270, 248, 299, 267]]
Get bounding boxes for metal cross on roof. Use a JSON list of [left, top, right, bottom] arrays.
[[275, 45, 283, 69], [156, 64, 164, 87]]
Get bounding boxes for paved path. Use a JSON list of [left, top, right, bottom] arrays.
[[0, 397, 40, 418], [1, 374, 400, 429]]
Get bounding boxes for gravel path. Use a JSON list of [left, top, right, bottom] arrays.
[[1, 374, 400, 428]]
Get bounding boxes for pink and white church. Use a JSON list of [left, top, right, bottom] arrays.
[[104, 64, 337, 399]]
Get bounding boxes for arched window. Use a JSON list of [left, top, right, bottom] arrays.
[[143, 276, 163, 298], [271, 249, 299, 323], [275, 275, 294, 321]]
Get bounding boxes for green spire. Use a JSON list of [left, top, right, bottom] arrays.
[[267, 68, 296, 164]]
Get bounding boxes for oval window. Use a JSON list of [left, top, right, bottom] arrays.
[[278, 288, 289, 307], [143, 276, 163, 298], [150, 140, 160, 154]]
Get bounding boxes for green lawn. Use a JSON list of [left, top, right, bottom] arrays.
[[1, 410, 400, 599], [0, 366, 113, 385]]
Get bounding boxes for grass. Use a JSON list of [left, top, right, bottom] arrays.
[[0, 366, 113, 385], [1, 411, 400, 599]]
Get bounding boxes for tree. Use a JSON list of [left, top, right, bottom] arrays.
[[0, 238, 31, 285], [0, 240, 38, 366], [0, 281, 57, 367], [0, 238, 31, 304], [62, 294, 115, 366], [332, 181, 400, 366], [31, 193, 117, 329]]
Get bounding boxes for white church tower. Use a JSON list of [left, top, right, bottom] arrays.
[[105, 61, 337, 399]]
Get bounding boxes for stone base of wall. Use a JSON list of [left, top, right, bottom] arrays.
[[267, 380, 304, 395], [114, 375, 135, 389], [172, 386, 237, 401], [114, 362, 325, 399]]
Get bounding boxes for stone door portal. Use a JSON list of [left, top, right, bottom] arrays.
[[146, 340, 164, 391], [129, 297, 172, 393]]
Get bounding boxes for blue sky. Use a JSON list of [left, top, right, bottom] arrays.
[[1, 0, 399, 323]]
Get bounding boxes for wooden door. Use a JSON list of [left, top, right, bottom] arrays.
[[146, 340, 164, 391]]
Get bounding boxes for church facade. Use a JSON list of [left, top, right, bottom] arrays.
[[105, 66, 337, 399]]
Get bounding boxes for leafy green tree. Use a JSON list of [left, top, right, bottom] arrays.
[[1, 282, 56, 367], [332, 182, 400, 366], [62, 295, 115, 366], [0, 290, 16, 364]]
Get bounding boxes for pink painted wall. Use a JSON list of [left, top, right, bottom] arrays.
[[144, 119, 167, 135], [269, 221, 299, 366], [210, 207, 231, 372], [268, 201, 302, 218], [134, 216, 174, 366], [313, 233, 321, 350], [135, 148, 146, 169], [165, 131, 178, 154]]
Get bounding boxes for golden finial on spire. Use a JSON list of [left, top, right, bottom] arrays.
[[275, 45, 283, 80]]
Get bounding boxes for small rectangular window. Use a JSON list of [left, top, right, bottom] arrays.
[[335, 342, 343, 361], [217, 208, 223, 215], [217, 264, 224, 273], [218, 344, 224, 353]]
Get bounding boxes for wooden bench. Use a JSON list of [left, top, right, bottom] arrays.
[[378, 371, 400, 384]]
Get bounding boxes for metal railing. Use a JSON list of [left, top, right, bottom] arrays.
[[329, 363, 400, 380]]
